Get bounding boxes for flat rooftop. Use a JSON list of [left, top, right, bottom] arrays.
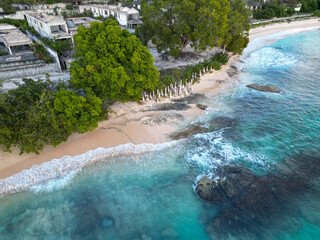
[[0, 24, 18, 33], [27, 13, 66, 25], [66, 17, 100, 29], [2, 30, 32, 47], [0, 24, 32, 47]]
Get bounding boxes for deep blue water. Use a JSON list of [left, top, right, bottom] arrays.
[[0, 30, 320, 240]]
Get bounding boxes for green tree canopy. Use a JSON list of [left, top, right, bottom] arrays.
[[300, 0, 319, 12], [0, 78, 103, 154], [224, 0, 250, 53], [136, 0, 232, 57], [70, 19, 159, 102]]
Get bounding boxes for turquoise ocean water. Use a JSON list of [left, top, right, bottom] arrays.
[[0, 30, 320, 240]]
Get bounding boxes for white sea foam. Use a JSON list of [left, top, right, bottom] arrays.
[[246, 47, 298, 69], [29, 171, 78, 193], [185, 131, 272, 171], [190, 131, 273, 192], [0, 141, 182, 196], [245, 27, 319, 55]]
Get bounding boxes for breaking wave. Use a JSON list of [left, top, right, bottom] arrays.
[[0, 141, 183, 196], [185, 130, 272, 173]]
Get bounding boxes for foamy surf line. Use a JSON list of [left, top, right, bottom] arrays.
[[246, 26, 319, 54], [0, 140, 183, 196]]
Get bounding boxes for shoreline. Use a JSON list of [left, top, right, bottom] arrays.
[[0, 57, 238, 180], [0, 18, 319, 183]]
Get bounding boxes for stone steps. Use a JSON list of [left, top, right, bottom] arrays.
[[0, 63, 47, 72]]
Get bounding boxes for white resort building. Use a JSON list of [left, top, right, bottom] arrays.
[[89, 4, 142, 28], [25, 13, 72, 40], [66, 17, 100, 42], [0, 24, 32, 55], [133, 1, 141, 10]]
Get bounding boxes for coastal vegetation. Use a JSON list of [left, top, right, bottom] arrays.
[[159, 53, 229, 88], [0, 78, 103, 154], [314, 9, 320, 15], [253, 0, 320, 20], [30, 43, 54, 63], [25, 26, 73, 54], [253, 5, 296, 19], [136, 0, 250, 57], [70, 19, 159, 102], [0, 20, 159, 154], [0, 2, 250, 154]]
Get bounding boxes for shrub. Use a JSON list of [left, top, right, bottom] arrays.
[[31, 43, 53, 63], [313, 10, 320, 16]]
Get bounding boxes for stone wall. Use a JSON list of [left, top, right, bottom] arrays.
[[0, 59, 61, 79], [0, 56, 61, 79]]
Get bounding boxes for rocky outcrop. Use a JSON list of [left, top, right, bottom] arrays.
[[142, 102, 191, 112], [209, 116, 236, 130], [195, 166, 260, 204], [195, 151, 320, 238], [227, 65, 239, 77], [170, 124, 208, 140], [247, 83, 281, 93], [172, 93, 211, 105], [196, 103, 207, 110], [170, 116, 236, 140], [196, 165, 309, 236]]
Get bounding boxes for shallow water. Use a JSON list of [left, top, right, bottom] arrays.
[[1, 30, 320, 240]]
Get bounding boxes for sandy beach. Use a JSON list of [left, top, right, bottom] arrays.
[[0, 18, 319, 179]]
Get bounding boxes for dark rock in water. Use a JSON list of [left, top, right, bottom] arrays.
[[170, 124, 208, 140], [209, 116, 236, 130], [227, 67, 239, 77], [216, 80, 225, 84], [170, 116, 236, 140], [195, 166, 258, 204], [195, 164, 312, 237], [247, 83, 281, 93], [196, 103, 207, 110], [231, 65, 238, 70], [142, 102, 191, 112], [195, 176, 224, 204], [281, 150, 320, 186], [172, 93, 211, 105]]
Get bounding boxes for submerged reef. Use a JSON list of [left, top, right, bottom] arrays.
[[195, 150, 320, 239]]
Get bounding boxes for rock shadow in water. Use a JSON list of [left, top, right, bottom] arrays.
[[195, 150, 320, 239], [170, 116, 237, 140]]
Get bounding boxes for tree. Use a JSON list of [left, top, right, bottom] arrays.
[[223, 0, 250, 53], [70, 19, 159, 102], [121, 0, 134, 6], [53, 89, 102, 133], [136, 0, 231, 57], [300, 0, 319, 12], [0, 78, 103, 154]]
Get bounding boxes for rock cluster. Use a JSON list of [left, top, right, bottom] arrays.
[[195, 150, 320, 238], [247, 83, 281, 93], [170, 116, 236, 140], [196, 103, 208, 110]]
